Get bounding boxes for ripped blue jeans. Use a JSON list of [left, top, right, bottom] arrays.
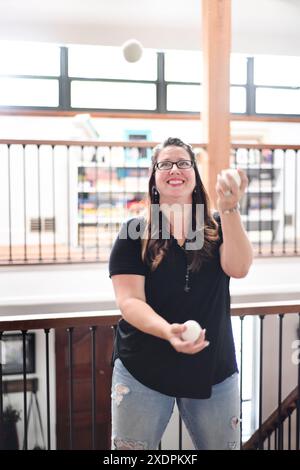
[[111, 358, 240, 450]]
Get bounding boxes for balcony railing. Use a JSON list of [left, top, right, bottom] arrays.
[[0, 139, 299, 265], [0, 302, 299, 450]]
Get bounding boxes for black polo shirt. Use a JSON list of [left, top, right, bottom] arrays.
[[108, 212, 238, 399]]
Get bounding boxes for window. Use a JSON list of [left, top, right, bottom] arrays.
[[254, 55, 300, 87], [0, 41, 60, 76], [68, 45, 157, 80], [0, 78, 59, 107], [230, 54, 248, 85], [167, 84, 202, 112], [230, 86, 247, 113], [165, 50, 203, 83], [0, 40, 298, 116], [165, 52, 247, 113], [0, 41, 60, 108], [71, 81, 156, 110], [256, 88, 300, 115]]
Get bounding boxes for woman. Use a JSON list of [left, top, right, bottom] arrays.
[[109, 137, 253, 450]]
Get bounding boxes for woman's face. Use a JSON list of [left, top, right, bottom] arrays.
[[154, 146, 196, 204]]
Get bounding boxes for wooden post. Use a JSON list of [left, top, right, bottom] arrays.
[[202, 0, 231, 207]]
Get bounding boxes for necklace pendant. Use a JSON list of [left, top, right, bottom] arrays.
[[184, 286, 190, 293]]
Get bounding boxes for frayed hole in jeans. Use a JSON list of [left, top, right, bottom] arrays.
[[114, 437, 148, 450], [113, 383, 130, 406], [230, 416, 239, 430]]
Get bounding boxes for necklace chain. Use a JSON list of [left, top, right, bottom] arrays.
[[178, 242, 191, 293], [184, 265, 191, 293]]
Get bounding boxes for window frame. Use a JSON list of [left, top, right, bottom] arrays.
[[0, 43, 298, 118]]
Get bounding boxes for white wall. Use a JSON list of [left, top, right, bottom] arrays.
[[0, 0, 299, 57], [2, 114, 300, 144]]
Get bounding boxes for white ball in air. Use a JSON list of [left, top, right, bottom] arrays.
[[181, 320, 202, 342], [122, 39, 143, 63]]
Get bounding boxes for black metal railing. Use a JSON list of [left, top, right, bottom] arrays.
[[0, 302, 299, 450], [231, 302, 300, 450], [0, 140, 299, 265], [231, 144, 300, 257]]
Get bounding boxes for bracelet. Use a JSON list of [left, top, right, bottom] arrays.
[[221, 203, 240, 215]]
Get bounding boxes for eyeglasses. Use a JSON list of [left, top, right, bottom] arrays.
[[155, 160, 194, 171]]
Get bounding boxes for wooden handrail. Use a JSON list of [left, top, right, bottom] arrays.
[[0, 139, 159, 147], [0, 301, 299, 331], [0, 310, 121, 331], [231, 144, 300, 150], [243, 386, 299, 450], [0, 139, 206, 148], [231, 300, 300, 317], [1, 109, 300, 124], [0, 139, 299, 151]]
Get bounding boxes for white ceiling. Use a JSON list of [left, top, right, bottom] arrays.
[[0, 0, 299, 55]]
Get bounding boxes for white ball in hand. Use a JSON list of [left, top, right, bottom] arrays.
[[122, 39, 143, 63], [181, 320, 202, 342], [224, 169, 241, 187], [224, 169, 241, 196]]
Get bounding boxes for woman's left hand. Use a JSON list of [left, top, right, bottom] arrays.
[[216, 168, 248, 213], [168, 324, 210, 355]]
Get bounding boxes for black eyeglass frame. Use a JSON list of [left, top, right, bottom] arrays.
[[154, 160, 194, 171]]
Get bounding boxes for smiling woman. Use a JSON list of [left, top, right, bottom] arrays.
[[108, 137, 253, 450]]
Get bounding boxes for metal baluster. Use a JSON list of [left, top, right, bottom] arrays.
[[246, 149, 250, 239], [282, 150, 286, 254], [80, 146, 85, 260], [294, 150, 298, 254], [90, 326, 97, 449], [240, 315, 245, 450], [67, 327, 74, 449], [37, 145, 42, 261], [109, 146, 113, 248], [44, 328, 51, 449], [296, 312, 300, 450], [7, 144, 12, 263], [95, 148, 100, 261], [22, 145, 28, 262], [122, 145, 127, 235], [277, 314, 284, 449], [67, 146, 71, 262], [270, 150, 275, 255], [267, 433, 271, 450], [51, 145, 57, 262], [258, 149, 262, 255], [258, 315, 265, 450], [179, 415, 182, 450], [22, 330, 28, 449], [288, 413, 291, 450], [0, 332, 3, 422]]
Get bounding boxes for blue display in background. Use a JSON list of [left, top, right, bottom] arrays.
[[124, 130, 152, 165]]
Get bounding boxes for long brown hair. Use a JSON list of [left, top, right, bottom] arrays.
[[141, 137, 220, 272]]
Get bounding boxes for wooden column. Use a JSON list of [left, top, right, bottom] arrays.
[[201, 0, 231, 206]]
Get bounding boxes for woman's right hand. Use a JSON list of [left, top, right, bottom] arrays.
[[167, 323, 210, 355]]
